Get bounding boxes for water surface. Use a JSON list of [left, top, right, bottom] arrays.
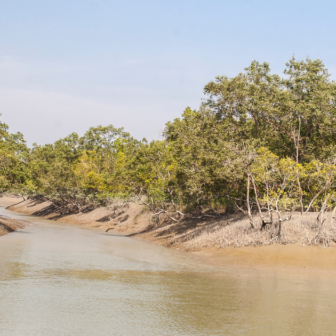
[[1, 203, 335, 336]]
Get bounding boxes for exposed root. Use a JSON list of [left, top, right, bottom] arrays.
[[135, 211, 336, 251]]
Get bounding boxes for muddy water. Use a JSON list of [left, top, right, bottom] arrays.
[[1, 204, 336, 336]]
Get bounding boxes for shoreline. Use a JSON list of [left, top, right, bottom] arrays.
[[1, 196, 336, 273], [0, 215, 26, 236], [0, 198, 27, 236]]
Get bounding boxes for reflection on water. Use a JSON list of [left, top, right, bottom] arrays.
[[1, 204, 336, 336]]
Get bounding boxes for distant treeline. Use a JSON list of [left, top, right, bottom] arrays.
[[1, 57, 336, 225]]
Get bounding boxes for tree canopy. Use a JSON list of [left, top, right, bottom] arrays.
[[2, 57, 336, 220]]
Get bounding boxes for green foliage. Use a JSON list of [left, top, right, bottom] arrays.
[[2, 57, 336, 216], [204, 57, 336, 161], [0, 116, 29, 193], [165, 107, 254, 205]]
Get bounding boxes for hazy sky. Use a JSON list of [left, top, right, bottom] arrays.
[[1, 0, 336, 145]]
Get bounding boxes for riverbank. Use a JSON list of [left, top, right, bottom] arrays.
[[0, 216, 26, 236], [0, 196, 26, 236], [2, 196, 336, 272], [3, 196, 151, 235], [0, 205, 26, 237]]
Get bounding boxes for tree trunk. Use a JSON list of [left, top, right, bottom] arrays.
[[277, 220, 282, 240], [248, 167, 273, 230], [246, 171, 254, 229]]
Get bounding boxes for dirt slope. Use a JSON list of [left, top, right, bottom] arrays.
[[6, 197, 150, 235], [0, 216, 26, 236]]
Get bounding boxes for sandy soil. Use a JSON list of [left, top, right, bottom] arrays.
[[0, 196, 27, 236], [0, 196, 24, 207], [2, 196, 336, 272], [0, 217, 26, 236], [4, 196, 150, 235]]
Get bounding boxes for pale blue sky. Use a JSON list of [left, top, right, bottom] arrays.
[[1, 0, 335, 145]]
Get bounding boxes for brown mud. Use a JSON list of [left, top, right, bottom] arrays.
[[5, 196, 150, 235], [2, 196, 336, 272], [0, 198, 27, 236]]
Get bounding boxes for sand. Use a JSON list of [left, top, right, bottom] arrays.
[[3, 196, 150, 235]]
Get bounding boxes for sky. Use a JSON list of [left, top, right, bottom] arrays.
[[1, 0, 336, 146]]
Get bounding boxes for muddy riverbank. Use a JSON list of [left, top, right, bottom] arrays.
[[0, 215, 26, 236], [2, 196, 336, 273], [4, 196, 150, 235], [0, 197, 27, 236]]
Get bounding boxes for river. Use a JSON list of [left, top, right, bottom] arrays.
[[1, 202, 336, 336]]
